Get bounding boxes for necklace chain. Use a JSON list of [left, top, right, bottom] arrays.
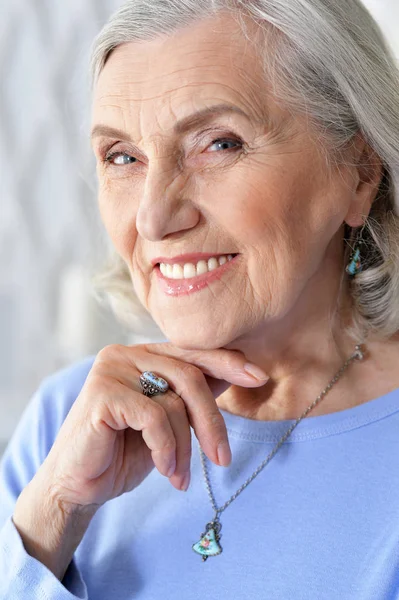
[[198, 344, 365, 520]]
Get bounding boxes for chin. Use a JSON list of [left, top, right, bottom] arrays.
[[155, 317, 239, 351]]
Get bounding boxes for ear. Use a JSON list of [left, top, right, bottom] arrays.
[[344, 133, 384, 228]]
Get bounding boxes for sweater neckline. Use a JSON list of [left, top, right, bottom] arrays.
[[219, 384, 399, 443]]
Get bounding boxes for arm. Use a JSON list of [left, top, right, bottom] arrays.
[[0, 359, 95, 599], [12, 472, 97, 582]]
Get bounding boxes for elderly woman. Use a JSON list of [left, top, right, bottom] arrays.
[[1, 0, 399, 597]]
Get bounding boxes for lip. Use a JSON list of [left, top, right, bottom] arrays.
[[151, 252, 237, 267], [154, 254, 241, 296]]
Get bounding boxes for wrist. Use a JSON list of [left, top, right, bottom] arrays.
[[13, 474, 97, 581]]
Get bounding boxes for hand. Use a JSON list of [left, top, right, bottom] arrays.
[[36, 343, 269, 512]]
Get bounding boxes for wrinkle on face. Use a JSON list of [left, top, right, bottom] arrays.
[[90, 11, 364, 352]]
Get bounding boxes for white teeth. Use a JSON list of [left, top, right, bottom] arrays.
[[159, 254, 236, 279], [183, 263, 197, 278], [196, 260, 208, 275], [171, 264, 183, 279], [207, 257, 219, 271]]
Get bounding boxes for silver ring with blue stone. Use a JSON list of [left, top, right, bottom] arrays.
[[139, 371, 170, 397]]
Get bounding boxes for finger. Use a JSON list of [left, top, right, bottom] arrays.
[[154, 392, 192, 491], [94, 381, 178, 478], [139, 342, 269, 398], [96, 344, 267, 468], [110, 352, 232, 468]]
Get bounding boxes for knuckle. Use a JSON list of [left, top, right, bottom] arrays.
[[96, 343, 125, 362], [85, 372, 114, 400], [144, 402, 166, 427], [175, 361, 203, 384], [209, 411, 226, 432], [127, 342, 150, 357], [162, 392, 184, 412], [138, 343, 155, 354], [160, 439, 177, 454], [152, 438, 176, 458]]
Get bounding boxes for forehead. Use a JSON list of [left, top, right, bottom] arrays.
[[92, 12, 271, 131]]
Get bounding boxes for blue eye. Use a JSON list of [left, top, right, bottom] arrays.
[[105, 152, 137, 165], [208, 138, 241, 152]]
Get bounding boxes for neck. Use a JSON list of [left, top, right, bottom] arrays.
[[218, 245, 399, 421]]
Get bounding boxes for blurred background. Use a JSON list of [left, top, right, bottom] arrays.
[[0, 0, 398, 457]]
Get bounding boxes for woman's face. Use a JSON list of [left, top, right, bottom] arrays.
[[91, 13, 371, 349]]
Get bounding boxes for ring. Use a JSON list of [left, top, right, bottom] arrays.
[[139, 371, 170, 397]]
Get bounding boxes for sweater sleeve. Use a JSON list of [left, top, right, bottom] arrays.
[[0, 357, 95, 600]]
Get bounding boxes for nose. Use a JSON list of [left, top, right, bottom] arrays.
[[136, 158, 199, 242]]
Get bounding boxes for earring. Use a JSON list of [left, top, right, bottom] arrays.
[[346, 226, 365, 277]]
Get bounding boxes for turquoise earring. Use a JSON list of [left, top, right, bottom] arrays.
[[346, 227, 365, 277]]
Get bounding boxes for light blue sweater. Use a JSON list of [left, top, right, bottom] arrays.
[[1, 355, 399, 599]]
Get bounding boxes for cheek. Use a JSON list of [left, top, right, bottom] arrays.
[[97, 179, 138, 261], [224, 160, 342, 257], [212, 166, 308, 256], [238, 190, 306, 309], [211, 164, 344, 315]]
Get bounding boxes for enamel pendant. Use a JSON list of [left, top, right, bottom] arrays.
[[192, 520, 222, 561], [346, 247, 362, 276]]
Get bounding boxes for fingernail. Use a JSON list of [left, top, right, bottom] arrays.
[[217, 441, 232, 467], [167, 460, 176, 478], [243, 363, 269, 381], [181, 472, 190, 492]]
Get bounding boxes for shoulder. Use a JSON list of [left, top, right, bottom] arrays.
[[42, 354, 96, 397], [38, 354, 97, 420], [0, 355, 97, 499], [26, 354, 97, 459]]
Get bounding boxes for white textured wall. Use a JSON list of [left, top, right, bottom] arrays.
[[0, 1, 398, 456], [0, 0, 132, 456]]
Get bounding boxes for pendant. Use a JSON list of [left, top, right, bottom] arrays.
[[346, 247, 363, 276], [192, 519, 223, 561]]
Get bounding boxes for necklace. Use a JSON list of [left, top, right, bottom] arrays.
[[192, 344, 365, 561]]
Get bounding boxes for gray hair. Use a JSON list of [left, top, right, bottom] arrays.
[[89, 0, 399, 340]]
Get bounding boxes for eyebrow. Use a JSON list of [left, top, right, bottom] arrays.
[[90, 103, 251, 142]]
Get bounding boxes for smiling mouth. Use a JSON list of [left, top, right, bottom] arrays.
[[156, 254, 239, 279], [154, 253, 241, 296]]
